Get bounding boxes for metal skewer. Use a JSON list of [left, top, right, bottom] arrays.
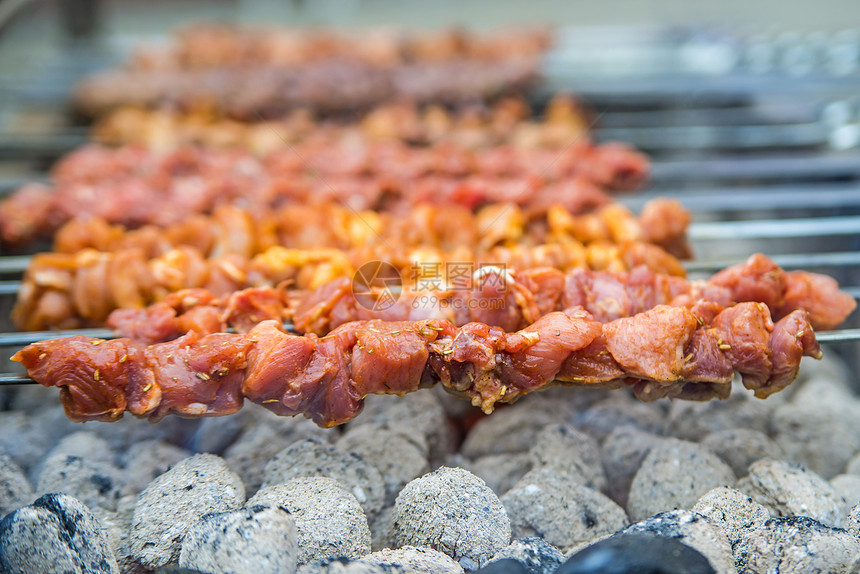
[[1, 325, 858, 387]]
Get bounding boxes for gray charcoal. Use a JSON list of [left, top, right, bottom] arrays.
[[736, 458, 844, 527], [528, 424, 606, 492], [353, 390, 455, 465], [0, 492, 119, 574], [846, 451, 860, 476], [33, 431, 114, 475], [461, 407, 564, 459], [262, 437, 384, 519], [701, 428, 785, 477], [475, 559, 529, 574], [500, 467, 627, 553], [87, 416, 200, 453], [179, 504, 297, 574], [516, 386, 611, 415], [298, 559, 387, 574], [846, 503, 860, 538], [557, 532, 716, 574], [692, 487, 771, 571], [224, 412, 335, 494], [621, 510, 735, 574], [369, 505, 395, 552], [744, 516, 860, 573], [130, 453, 245, 569], [88, 504, 144, 574], [627, 438, 735, 522], [487, 537, 565, 574], [471, 453, 533, 496], [36, 451, 129, 511], [336, 422, 429, 505], [247, 476, 370, 566], [0, 411, 54, 471], [121, 440, 191, 492], [665, 381, 774, 441], [831, 474, 860, 516], [362, 546, 464, 573], [392, 466, 510, 570], [770, 401, 860, 479], [600, 426, 663, 508], [0, 455, 34, 516], [571, 396, 664, 442]]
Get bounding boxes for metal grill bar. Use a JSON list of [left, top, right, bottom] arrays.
[[689, 215, 860, 241], [650, 154, 860, 183]]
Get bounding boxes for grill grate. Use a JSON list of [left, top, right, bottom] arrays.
[[0, 23, 858, 383]]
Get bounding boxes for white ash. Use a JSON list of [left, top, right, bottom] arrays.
[[36, 451, 130, 512], [261, 436, 384, 519], [120, 440, 191, 493], [470, 452, 533, 496], [0, 455, 34, 516], [247, 476, 370, 566], [621, 510, 736, 574], [627, 438, 735, 521], [571, 395, 665, 441], [736, 457, 844, 528], [336, 422, 429, 506], [392, 466, 510, 570], [500, 467, 627, 553], [178, 504, 297, 574], [743, 516, 860, 574], [0, 492, 119, 574], [487, 537, 565, 574], [460, 407, 564, 458], [692, 486, 771, 571], [527, 423, 606, 492], [600, 426, 663, 509], [130, 453, 245, 570]]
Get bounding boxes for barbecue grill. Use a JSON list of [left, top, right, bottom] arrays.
[[1, 3, 860, 572]]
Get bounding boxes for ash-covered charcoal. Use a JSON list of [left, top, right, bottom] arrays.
[[627, 439, 735, 522], [336, 423, 429, 506], [359, 546, 464, 574], [486, 537, 565, 574], [500, 467, 627, 553], [557, 532, 716, 574], [0, 492, 119, 574], [700, 428, 785, 478], [572, 396, 665, 441], [736, 458, 844, 528], [247, 476, 370, 566], [392, 467, 510, 570], [620, 510, 735, 574], [120, 439, 191, 493], [35, 451, 129, 512], [830, 474, 860, 516], [527, 423, 606, 492], [261, 437, 384, 519], [130, 454, 245, 570], [178, 504, 297, 574], [0, 455, 34, 517], [600, 426, 663, 508], [770, 399, 860, 479], [470, 453, 533, 496], [743, 516, 860, 574], [692, 487, 771, 570]]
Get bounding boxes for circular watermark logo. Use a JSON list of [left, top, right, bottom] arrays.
[[352, 261, 403, 311]]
